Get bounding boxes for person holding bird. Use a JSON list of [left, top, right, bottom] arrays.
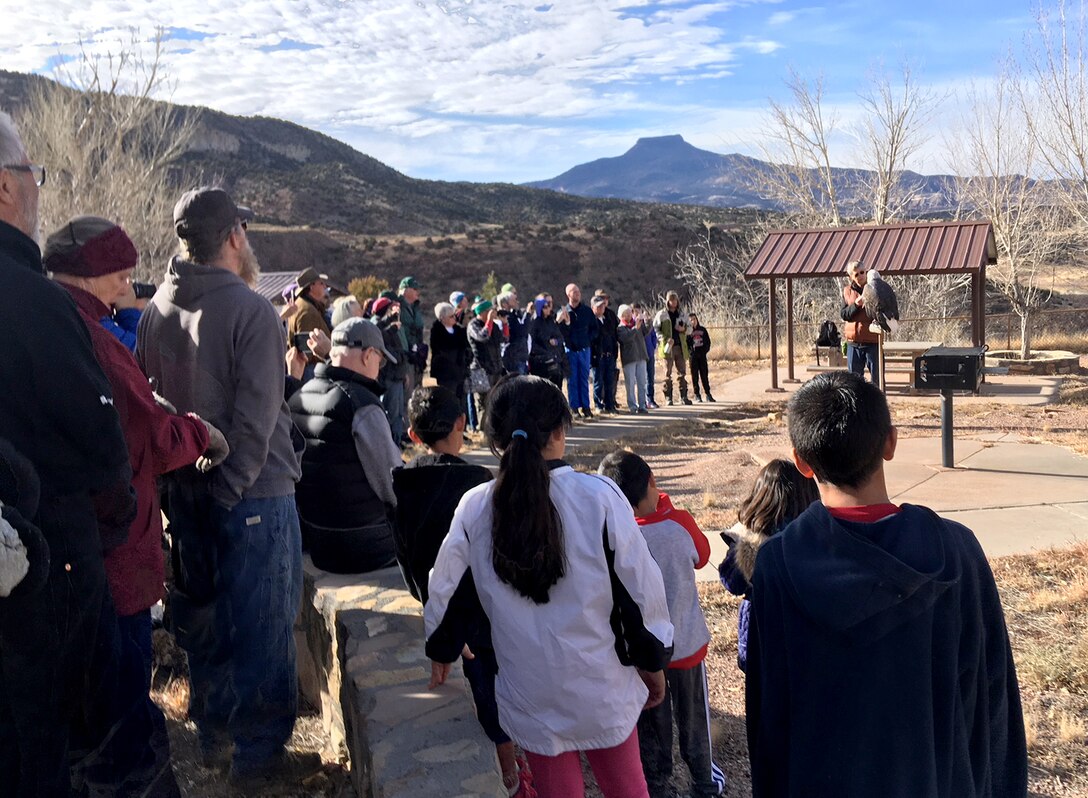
[[840, 260, 881, 384]]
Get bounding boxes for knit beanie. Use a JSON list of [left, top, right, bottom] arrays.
[[43, 216, 138, 278]]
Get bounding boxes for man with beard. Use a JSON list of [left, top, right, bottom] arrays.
[[0, 109, 136, 794], [138, 187, 308, 786]]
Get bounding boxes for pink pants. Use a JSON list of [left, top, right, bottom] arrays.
[[523, 729, 649, 798]]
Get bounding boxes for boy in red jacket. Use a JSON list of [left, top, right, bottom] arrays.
[[599, 451, 726, 798]]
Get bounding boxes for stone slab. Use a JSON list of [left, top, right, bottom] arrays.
[[942, 504, 1088, 558]]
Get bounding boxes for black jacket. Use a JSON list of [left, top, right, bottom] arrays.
[[0, 220, 133, 547], [429, 320, 470, 384], [289, 365, 389, 532], [529, 315, 568, 374], [391, 453, 493, 604], [468, 317, 504, 377], [501, 308, 530, 372], [746, 502, 1027, 798], [591, 308, 619, 361]]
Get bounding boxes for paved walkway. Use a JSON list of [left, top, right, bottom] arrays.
[[465, 367, 1088, 581]]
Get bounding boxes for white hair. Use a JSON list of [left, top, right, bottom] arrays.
[[0, 110, 26, 167], [329, 344, 351, 360], [497, 291, 515, 308], [617, 303, 632, 319], [434, 301, 455, 320]]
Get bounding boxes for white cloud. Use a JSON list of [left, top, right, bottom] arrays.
[[768, 11, 795, 25]]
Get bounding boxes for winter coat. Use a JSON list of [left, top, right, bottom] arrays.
[[501, 309, 530, 373], [717, 521, 769, 673], [617, 321, 648, 366], [375, 314, 409, 385], [528, 314, 568, 378], [747, 502, 1027, 798], [0, 439, 48, 599], [425, 465, 674, 756], [654, 307, 690, 360], [468, 317, 504, 377], [687, 324, 712, 359], [429, 320, 471, 385], [288, 293, 332, 365], [591, 308, 619, 362], [138, 256, 301, 509], [62, 283, 209, 616], [0, 220, 133, 535]]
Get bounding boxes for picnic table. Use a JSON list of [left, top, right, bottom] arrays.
[[881, 340, 942, 393]]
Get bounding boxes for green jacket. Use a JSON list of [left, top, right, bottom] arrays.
[[654, 307, 689, 360]]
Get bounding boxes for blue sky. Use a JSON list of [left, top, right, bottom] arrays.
[[1, 1, 1038, 183]]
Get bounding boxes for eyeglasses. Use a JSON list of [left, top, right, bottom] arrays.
[[240, 220, 248, 231], [3, 164, 45, 187]]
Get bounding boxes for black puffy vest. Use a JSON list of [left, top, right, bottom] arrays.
[[288, 364, 386, 529]]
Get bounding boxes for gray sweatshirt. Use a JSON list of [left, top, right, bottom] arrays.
[[138, 256, 301, 508]]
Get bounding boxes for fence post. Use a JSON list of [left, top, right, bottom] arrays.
[[1005, 313, 1011, 351]]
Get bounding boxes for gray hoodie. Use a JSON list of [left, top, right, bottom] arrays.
[[138, 257, 301, 508]]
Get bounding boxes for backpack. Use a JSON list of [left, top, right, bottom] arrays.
[[816, 320, 841, 347]]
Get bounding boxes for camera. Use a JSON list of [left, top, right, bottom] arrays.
[[291, 332, 312, 355], [133, 282, 157, 300]]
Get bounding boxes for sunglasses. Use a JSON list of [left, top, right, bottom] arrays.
[[3, 163, 46, 187]]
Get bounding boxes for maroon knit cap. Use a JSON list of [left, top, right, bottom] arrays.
[[44, 223, 138, 278]]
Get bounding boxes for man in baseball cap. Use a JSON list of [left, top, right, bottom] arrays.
[[173, 187, 253, 249], [287, 316, 401, 575]]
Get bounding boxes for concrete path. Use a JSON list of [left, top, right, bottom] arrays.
[[464, 367, 1088, 582]]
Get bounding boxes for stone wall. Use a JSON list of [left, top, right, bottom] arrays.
[[296, 559, 506, 798]]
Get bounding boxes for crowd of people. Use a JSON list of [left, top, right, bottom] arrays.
[[277, 271, 721, 445], [0, 104, 1028, 798]]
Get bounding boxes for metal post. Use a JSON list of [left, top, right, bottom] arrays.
[[768, 278, 781, 391], [941, 389, 954, 468], [785, 278, 797, 382], [877, 331, 886, 394]]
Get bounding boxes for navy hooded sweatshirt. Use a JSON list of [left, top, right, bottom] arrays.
[[746, 502, 1026, 798]]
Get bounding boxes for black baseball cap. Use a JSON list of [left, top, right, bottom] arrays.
[[173, 187, 253, 240]]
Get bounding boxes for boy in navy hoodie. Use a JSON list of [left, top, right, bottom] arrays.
[[746, 370, 1026, 798], [600, 450, 726, 798]]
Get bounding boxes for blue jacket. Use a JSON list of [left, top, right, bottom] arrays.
[[562, 302, 598, 352]]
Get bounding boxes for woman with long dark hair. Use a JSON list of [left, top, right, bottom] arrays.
[[425, 376, 673, 798]]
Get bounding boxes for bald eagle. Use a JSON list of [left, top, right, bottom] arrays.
[[861, 269, 900, 334]]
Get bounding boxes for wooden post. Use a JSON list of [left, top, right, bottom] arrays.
[[785, 278, 798, 382], [878, 329, 886, 393], [768, 278, 782, 392]]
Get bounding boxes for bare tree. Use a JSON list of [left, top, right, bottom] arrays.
[[1019, 0, 1088, 235], [20, 29, 200, 281], [857, 64, 940, 224], [951, 69, 1062, 357], [752, 70, 845, 226]]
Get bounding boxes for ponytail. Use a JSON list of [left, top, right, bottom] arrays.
[[486, 376, 572, 603]]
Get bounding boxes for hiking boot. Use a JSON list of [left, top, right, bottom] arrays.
[[694, 394, 703, 402], [682, 397, 693, 406], [706, 392, 716, 402]]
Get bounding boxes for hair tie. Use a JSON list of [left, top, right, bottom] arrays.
[[511, 429, 529, 440]]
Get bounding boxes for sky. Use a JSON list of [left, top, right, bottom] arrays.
[[0, 0, 1040, 184]]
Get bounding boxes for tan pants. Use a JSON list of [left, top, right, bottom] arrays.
[[662, 346, 688, 401]]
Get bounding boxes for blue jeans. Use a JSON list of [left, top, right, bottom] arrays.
[[166, 483, 302, 770], [567, 348, 592, 410], [593, 354, 618, 410], [623, 361, 648, 411], [382, 379, 406, 444], [847, 342, 880, 384]]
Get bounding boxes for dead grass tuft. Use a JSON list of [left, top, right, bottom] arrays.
[[1058, 711, 1088, 743]]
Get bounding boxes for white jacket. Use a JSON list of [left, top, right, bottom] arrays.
[[424, 465, 674, 756]]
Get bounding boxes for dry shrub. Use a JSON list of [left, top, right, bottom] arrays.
[[1024, 711, 1040, 750], [1058, 711, 1088, 743]]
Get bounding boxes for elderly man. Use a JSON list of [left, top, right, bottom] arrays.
[[561, 282, 598, 419], [289, 318, 401, 574], [840, 259, 880, 384], [498, 286, 530, 376], [138, 187, 306, 785], [0, 109, 135, 794], [591, 289, 620, 414]]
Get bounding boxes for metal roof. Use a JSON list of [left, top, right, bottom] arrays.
[[744, 220, 997, 280], [254, 271, 298, 303]]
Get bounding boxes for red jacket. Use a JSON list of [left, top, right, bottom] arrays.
[[61, 284, 208, 615], [842, 281, 880, 345]]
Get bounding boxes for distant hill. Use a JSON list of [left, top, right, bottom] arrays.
[[525, 134, 960, 216], [0, 71, 761, 299]]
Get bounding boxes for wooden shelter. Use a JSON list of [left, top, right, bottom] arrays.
[[743, 220, 998, 389]]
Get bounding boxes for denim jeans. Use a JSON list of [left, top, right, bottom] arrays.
[[623, 361, 648, 411], [166, 483, 303, 770], [593, 354, 618, 411], [847, 342, 880, 384], [382, 379, 406, 444], [567, 348, 592, 410]]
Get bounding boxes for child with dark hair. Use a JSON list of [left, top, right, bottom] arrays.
[[717, 459, 818, 673], [686, 313, 714, 402], [426, 376, 673, 798], [747, 370, 1027, 798], [391, 387, 525, 793], [599, 450, 725, 798]]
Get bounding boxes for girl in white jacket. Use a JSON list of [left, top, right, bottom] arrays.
[[425, 375, 674, 798]]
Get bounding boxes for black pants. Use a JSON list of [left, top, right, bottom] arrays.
[[636, 662, 726, 797], [690, 354, 711, 396], [0, 493, 107, 798]]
